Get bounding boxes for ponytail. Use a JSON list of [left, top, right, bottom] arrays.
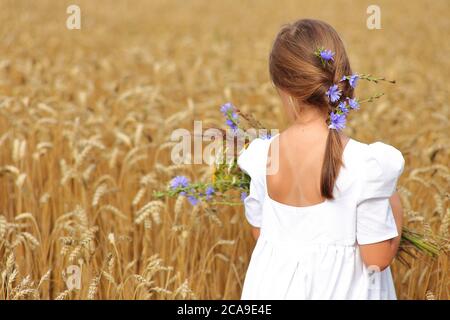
[[320, 128, 344, 199]]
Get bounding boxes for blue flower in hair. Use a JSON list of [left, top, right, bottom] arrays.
[[325, 84, 342, 103], [320, 49, 335, 62], [349, 75, 359, 88], [340, 74, 359, 89], [338, 101, 349, 114], [315, 47, 335, 67], [328, 112, 346, 131], [347, 98, 360, 110]]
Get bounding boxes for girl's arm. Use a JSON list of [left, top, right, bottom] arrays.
[[359, 192, 403, 271], [251, 227, 260, 241]]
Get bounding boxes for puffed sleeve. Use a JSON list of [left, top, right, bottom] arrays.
[[237, 138, 268, 228], [356, 142, 405, 245]]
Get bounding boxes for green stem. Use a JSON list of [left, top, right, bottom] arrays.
[[359, 73, 396, 84], [358, 92, 385, 104]]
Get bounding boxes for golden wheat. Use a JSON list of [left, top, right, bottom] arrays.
[[0, 0, 448, 300]]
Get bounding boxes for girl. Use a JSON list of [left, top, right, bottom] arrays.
[[237, 19, 405, 299]]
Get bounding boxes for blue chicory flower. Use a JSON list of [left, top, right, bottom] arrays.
[[349, 74, 359, 88], [338, 102, 349, 114], [328, 112, 347, 131], [325, 84, 342, 103], [347, 98, 360, 110], [320, 49, 335, 62], [170, 176, 189, 189], [340, 74, 359, 89], [220, 102, 234, 115], [205, 186, 215, 200], [187, 195, 199, 206], [226, 119, 238, 131], [221, 102, 239, 132]]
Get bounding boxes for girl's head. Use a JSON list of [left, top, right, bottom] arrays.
[[269, 19, 353, 199]]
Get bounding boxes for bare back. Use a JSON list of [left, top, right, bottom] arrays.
[[266, 127, 350, 207]]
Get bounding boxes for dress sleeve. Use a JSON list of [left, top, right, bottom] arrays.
[[237, 138, 267, 228], [356, 142, 406, 245]]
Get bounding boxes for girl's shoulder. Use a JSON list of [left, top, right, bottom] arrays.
[[347, 139, 405, 201], [348, 139, 405, 174], [237, 135, 274, 181]]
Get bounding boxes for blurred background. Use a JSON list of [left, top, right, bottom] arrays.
[[0, 0, 448, 299]]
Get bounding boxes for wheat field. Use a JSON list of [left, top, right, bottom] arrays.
[[0, 0, 448, 300]]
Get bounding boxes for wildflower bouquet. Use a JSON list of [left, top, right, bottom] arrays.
[[153, 103, 254, 207]]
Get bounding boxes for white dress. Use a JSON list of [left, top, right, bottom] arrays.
[[237, 135, 405, 300]]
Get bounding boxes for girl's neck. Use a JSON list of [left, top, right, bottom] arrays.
[[290, 106, 328, 131]]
